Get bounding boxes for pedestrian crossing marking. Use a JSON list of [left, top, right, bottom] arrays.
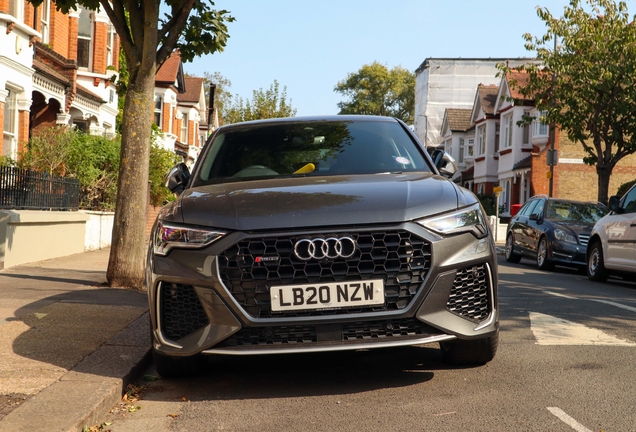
[[529, 312, 636, 346]]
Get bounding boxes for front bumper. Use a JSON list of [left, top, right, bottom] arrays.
[[147, 222, 499, 357], [549, 239, 587, 267]]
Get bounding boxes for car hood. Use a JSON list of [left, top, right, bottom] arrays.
[[552, 220, 596, 235], [173, 173, 466, 231]]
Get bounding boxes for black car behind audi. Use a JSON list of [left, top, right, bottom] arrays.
[[505, 196, 608, 270], [147, 115, 499, 377]]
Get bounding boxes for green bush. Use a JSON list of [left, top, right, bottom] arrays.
[[477, 194, 498, 216], [19, 127, 181, 210]]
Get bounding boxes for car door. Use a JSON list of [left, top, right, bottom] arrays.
[[509, 199, 539, 255], [525, 198, 546, 254], [604, 186, 636, 271]]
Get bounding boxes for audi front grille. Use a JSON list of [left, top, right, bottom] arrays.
[[218, 230, 432, 318]]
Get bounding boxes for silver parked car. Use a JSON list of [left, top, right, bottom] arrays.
[[587, 183, 636, 282], [147, 115, 499, 377]]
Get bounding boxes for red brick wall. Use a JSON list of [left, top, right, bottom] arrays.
[[162, 103, 170, 133], [146, 206, 162, 238], [23, 2, 34, 28], [51, 10, 70, 58], [112, 34, 120, 70], [188, 120, 195, 145], [0, 0, 8, 14], [17, 110, 29, 156], [92, 21, 107, 74]]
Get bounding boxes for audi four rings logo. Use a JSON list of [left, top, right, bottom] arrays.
[[294, 237, 357, 260]]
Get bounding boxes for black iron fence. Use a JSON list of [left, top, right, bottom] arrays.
[[0, 166, 80, 210]]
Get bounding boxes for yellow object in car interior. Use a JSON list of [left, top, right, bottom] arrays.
[[293, 163, 316, 174]]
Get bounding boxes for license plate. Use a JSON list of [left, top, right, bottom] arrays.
[[270, 279, 385, 312]]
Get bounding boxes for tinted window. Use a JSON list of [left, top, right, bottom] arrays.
[[546, 200, 608, 223], [195, 120, 431, 185], [519, 200, 538, 217], [533, 199, 545, 218], [621, 186, 636, 214]]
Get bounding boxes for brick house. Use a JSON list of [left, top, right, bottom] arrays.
[[153, 52, 207, 166], [1, 1, 120, 160], [470, 84, 500, 196]]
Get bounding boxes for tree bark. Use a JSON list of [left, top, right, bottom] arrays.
[[596, 163, 613, 206], [106, 70, 156, 288]]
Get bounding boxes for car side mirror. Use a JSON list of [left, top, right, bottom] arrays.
[[165, 162, 191, 195], [429, 149, 458, 178], [529, 213, 539, 221], [608, 195, 620, 213]]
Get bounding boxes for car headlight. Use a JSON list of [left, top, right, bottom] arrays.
[[417, 203, 489, 238], [554, 228, 577, 244], [153, 221, 226, 256]]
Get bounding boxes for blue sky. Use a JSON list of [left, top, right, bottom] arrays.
[[185, 0, 579, 116]]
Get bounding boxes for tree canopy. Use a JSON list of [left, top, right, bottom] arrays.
[[500, 0, 636, 204], [334, 62, 415, 124], [223, 80, 297, 124]]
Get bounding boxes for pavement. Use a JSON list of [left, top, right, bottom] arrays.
[[0, 249, 150, 432]]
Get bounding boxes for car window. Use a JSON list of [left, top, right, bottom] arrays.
[[621, 186, 636, 214], [546, 200, 608, 223], [532, 199, 545, 218], [518, 200, 538, 217], [195, 120, 431, 185]]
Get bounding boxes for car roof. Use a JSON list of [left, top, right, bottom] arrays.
[[216, 115, 400, 131]]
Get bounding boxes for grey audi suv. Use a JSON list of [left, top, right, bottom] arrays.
[[147, 115, 499, 377]]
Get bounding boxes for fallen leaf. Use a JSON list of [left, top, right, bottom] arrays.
[[181, 396, 187, 401], [168, 414, 179, 418]]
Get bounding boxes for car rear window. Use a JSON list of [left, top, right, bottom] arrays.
[[195, 120, 431, 184]]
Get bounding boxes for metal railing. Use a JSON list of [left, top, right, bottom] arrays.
[[0, 166, 80, 210]]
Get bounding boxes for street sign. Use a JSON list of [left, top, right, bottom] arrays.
[[493, 186, 503, 193]]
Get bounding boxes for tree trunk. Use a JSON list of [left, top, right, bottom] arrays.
[[107, 71, 156, 288], [596, 163, 613, 206]]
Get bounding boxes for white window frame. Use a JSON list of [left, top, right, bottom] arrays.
[[494, 122, 500, 152], [40, 0, 51, 44], [522, 110, 531, 145], [458, 138, 464, 163], [478, 125, 486, 155], [154, 95, 163, 127], [503, 114, 513, 149], [106, 23, 115, 67], [533, 110, 549, 137], [3, 89, 18, 158], [8, 0, 24, 20], [77, 8, 94, 70], [466, 138, 474, 157], [180, 112, 188, 143]]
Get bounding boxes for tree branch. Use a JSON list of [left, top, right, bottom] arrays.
[[98, 0, 137, 67], [156, 0, 196, 68]]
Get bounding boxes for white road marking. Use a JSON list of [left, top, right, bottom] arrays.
[[547, 407, 593, 432], [589, 299, 636, 313], [529, 312, 636, 346]]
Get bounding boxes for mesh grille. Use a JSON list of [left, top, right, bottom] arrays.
[[446, 264, 491, 321], [218, 319, 439, 347], [218, 230, 431, 318], [160, 282, 209, 341]]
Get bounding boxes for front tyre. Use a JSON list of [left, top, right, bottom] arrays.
[[440, 330, 499, 366], [505, 234, 522, 263], [587, 240, 608, 282], [537, 237, 554, 270]]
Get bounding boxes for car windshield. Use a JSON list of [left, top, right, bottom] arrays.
[[545, 201, 608, 223], [195, 119, 431, 185]]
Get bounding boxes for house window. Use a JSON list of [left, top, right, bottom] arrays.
[[77, 8, 93, 69], [40, 0, 51, 44], [3, 89, 17, 157], [494, 122, 500, 152], [153, 95, 162, 127], [73, 120, 88, 133], [467, 138, 474, 157], [503, 114, 513, 148], [533, 110, 549, 137], [168, 106, 174, 134], [180, 113, 188, 143], [106, 24, 115, 67], [478, 126, 486, 155], [8, 0, 23, 20], [458, 138, 464, 163]]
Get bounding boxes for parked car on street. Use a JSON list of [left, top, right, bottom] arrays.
[[587, 183, 636, 282], [505, 196, 608, 271], [147, 115, 499, 378]]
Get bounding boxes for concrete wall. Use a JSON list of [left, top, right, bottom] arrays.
[[83, 210, 114, 251], [0, 210, 89, 269]]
